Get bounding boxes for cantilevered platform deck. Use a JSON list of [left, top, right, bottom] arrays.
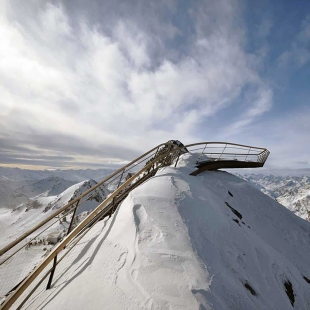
[[184, 142, 270, 176], [190, 159, 264, 176]]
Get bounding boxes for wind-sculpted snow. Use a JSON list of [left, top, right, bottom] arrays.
[[24, 154, 310, 310]]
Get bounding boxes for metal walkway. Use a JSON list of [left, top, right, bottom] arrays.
[[0, 141, 269, 309]]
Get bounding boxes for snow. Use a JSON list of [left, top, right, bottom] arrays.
[[0, 179, 111, 299], [0, 177, 74, 210], [17, 153, 310, 310], [0, 179, 109, 250], [14, 177, 75, 198], [239, 174, 310, 221]]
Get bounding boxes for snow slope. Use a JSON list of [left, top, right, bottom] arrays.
[[0, 177, 75, 209], [0, 179, 111, 298], [44, 179, 109, 214], [0, 180, 109, 249], [0, 184, 21, 208], [24, 153, 310, 310]]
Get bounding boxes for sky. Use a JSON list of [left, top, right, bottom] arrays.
[[0, 0, 309, 170]]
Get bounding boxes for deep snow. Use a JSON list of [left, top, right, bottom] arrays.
[[17, 153, 310, 310]]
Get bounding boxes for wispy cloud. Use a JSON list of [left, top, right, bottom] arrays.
[[0, 0, 273, 168], [277, 14, 310, 68]]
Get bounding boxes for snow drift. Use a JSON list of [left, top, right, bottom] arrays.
[[17, 154, 310, 309]]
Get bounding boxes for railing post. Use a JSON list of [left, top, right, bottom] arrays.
[[151, 147, 160, 171], [257, 154, 261, 162], [153, 146, 160, 159], [174, 150, 181, 167], [245, 147, 251, 162], [117, 169, 125, 189], [197, 143, 207, 162], [67, 199, 80, 236], [219, 144, 227, 160], [46, 255, 57, 290]]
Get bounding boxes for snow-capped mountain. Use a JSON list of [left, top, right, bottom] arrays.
[[44, 179, 110, 214], [0, 166, 116, 208], [238, 174, 310, 221], [0, 167, 116, 182], [0, 178, 111, 299], [22, 153, 310, 310], [14, 176, 75, 198], [0, 183, 21, 208], [0, 180, 110, 250], [0, 177, 76, 209]]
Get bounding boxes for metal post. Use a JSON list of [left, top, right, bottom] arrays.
[[153, 146, 160, 159], [257, 154, 261, 162], [46, 255, 57, 290], [151, 147, 160, 170], [219, 144, 227, 160], [67, 199, 80, 236], [174, 150, 180, 167], [111, 197, 116, 215], [117, 169, 125, 189], [245, 147, 251, 162], [197, 143, 207, 162]]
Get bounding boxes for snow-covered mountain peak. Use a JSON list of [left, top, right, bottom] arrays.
[[14, 176, 75, 198], [26, 153, 310, 310], [44, 179, 109, 214]]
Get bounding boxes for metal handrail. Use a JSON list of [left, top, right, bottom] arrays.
[[0, 143, 169, 258], [0, 143, 181, 309]]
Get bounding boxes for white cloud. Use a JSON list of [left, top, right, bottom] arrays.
[[220, 86, 272, 139], [0, 0, 273, 167]]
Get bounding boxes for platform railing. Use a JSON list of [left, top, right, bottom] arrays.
[[184, 142, 269, 165]]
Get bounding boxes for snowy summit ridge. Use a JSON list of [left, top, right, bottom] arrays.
[[27, 153, 310, 310]]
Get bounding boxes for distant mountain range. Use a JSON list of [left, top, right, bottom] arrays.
[[0, 178, 110, 250], [0, 167, 116, 182], [0, 167, 116, 208], [237, 174, 310, 221], [1, 166, 309, 223]]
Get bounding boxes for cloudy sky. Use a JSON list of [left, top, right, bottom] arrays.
[[0, 0, 309, 170]]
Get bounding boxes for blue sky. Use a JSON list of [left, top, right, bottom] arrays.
[[0, 0, 309, 170]]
